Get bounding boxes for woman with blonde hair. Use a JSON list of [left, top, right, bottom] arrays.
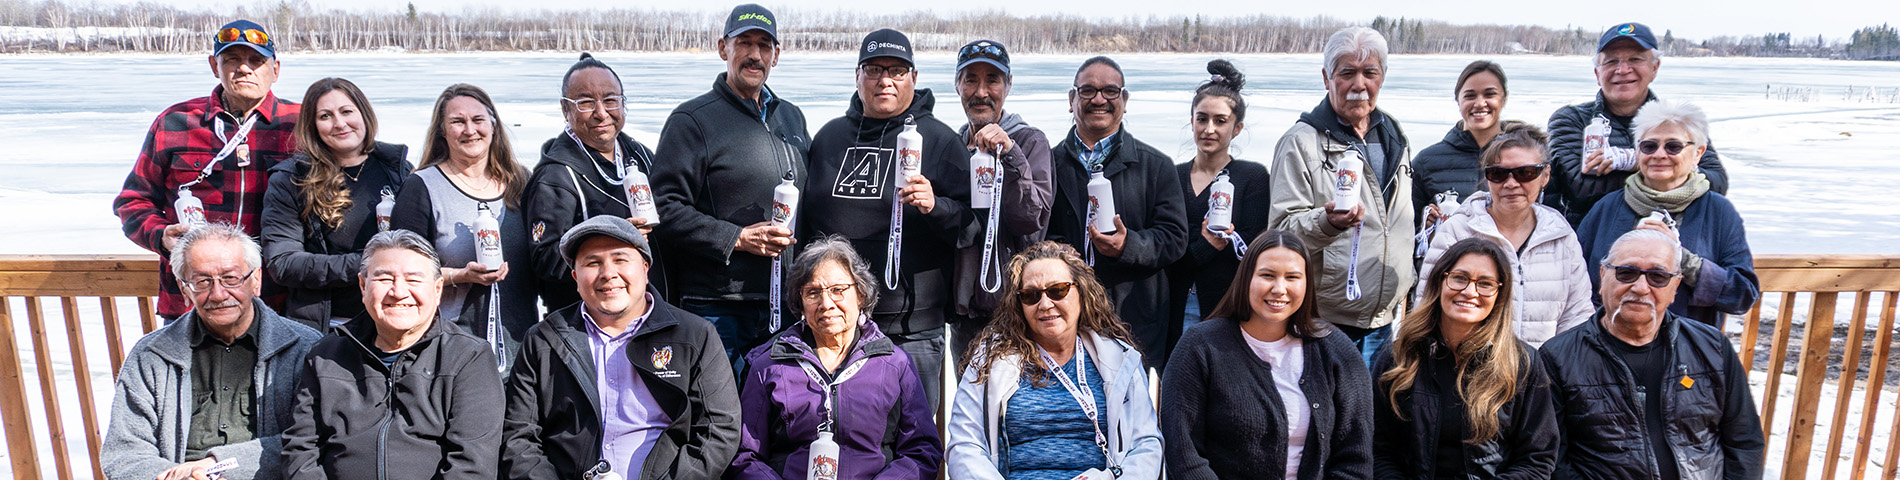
[[1373, 237, 1557, 479], [946, 241, 1163, 480]]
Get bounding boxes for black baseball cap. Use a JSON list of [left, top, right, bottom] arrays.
[[859, 28, 913, 67], [956, 39, 1010, 75], [212, 19, 276, 58], [724, 4, 778, 41], [1597, 22, 1658, 52]]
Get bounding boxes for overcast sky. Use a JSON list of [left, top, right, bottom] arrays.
[[131, 0, 1896, 41]]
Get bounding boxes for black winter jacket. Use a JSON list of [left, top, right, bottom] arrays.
[[1160, 317, 1373, 480], [802, 90, 977, 337], [523, 132, 664, 309], [1371, 338, 1559, 480], [1542, 91, 1728, 226], [500, 295, 742, 480], [1049, 127, 1189, 367], [281, 314, 505, 480], [1410, 125, 1486, 225], [259, 142, 411, 329], [1538, 312, 1764, 480], [651, 75, 810, 304]]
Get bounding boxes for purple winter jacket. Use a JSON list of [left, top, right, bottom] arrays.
[[727, 318, 942, 480]]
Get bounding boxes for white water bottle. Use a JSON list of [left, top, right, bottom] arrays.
[[896, 122, 924, 188], [375, 188, 395, 232], [1207, 171, 1234, 232], [970, 151, 997, 209], [624, 167, 661, 226], [771, 171, 800, 228], [1584, 114, 1611, 160], [1086, 171, 1118, 234], [807, 431, 840, 480], [174, 187, 207, 227], [474, 203, 504, 271], [1331, 150, 1364, 213]]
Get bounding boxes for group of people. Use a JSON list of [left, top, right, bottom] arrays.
[[100, 6, 1769, 480]]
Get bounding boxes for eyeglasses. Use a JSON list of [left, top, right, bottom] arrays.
[[859, 64, 913, 79], [1610, 265, 1679, 288], [801, 283, 856, 304], [561, 95, 625, 114], [1071, 86, 1124, 100], [958, 43, 1007, 63], [1637, 139, 1695, 156], [216, 27, 270, 46], [1017, 282, 1076, 306], [1442, 272, 1500, 297], [1483, 163, 1548, 184], [183, 268, 257, 293]]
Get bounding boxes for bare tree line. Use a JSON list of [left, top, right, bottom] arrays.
[[0, 0, 1874, 58]]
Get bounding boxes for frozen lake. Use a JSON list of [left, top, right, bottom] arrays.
[[1, 51, 1898, 256]]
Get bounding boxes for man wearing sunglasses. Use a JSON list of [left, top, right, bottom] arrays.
[[526, 53, 668, 312], [1045, 55, 1189, 370], [1539, 228, 1763, 480], [114, 19, 300, 322], [1544, 22, 1728, 227], [948, 39, 1055, 364], [803, 28, 976, 412], [103, 223, 322, 480], [651, 4, 811, 373]]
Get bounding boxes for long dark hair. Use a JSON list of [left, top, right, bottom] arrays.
[[963, 241, 1137, 386], [293, 77, 379, 229], [417, 83, 526, 208], [1382, 237, 1524, 443], [1207, 230, 1325, 339]]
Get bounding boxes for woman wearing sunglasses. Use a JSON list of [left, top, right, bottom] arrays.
[[1576, 100, 1759, 327], [1374, 237, 1558, 479], [260, 77, 413, 330], [728, 235, 942, 480], [1413, 60, 1508, 226], [1161, 230, 1372, 480], [947, 241, 1163, 480], [1419, 122, 1593, 346]]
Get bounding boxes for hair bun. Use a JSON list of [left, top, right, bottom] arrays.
[[1205, 59, 1245, 92], [579, 52, 594, 60]]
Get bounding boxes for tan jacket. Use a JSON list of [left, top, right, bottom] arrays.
[[1268, 121, 1415, 329]]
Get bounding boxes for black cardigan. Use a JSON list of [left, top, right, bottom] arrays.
[[1160, 316, 1374, 480], [1370, 338, 1559, 480]]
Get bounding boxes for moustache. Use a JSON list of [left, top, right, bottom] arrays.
[[966, 97, 997, 111], [204, 298, 242, 310], [1345, 92, 1371, 102], [739, 59, 767, 71]]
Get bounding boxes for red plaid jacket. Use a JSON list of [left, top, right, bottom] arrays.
[[113, 86, 300, 317]]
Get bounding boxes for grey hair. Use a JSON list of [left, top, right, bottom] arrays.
[[359, 229, 443, 279], [169, 222, 261, 279], [1600, 228, 1684, 271], [787, 234, 879, 310], [1323, 26, 1389, 77], [1632, 99, 1710, 147]]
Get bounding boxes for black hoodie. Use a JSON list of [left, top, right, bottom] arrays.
[[802, 89, 976, 336], [522, 132, 665, 309]]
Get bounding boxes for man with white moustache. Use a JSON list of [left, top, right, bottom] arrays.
[[500, 215, 741, 480], [1539, 229, 1763, 480]]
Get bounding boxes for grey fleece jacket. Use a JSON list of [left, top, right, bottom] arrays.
[[102, 298, 323, 480]]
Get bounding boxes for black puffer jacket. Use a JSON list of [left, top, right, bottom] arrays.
[[1538, 312, 1764, 480], [1371, 338, 1558, 480], [259, 142, 412, 329], [1410, 125, 1485, 225], [523, 132, 664, 309], [281, 314, 505, 480], [1542, 91, 1728, 226]]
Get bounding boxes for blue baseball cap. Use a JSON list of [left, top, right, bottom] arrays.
[[956, 39, 1011, 76], [1597, 22, 1658, 52], [213, 19, 276, 58]]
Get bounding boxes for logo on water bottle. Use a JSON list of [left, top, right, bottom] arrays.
[[1334, 170, 1359, 189], [772, 202, 793, 224], [1211, 191, 1232, 209], [974, 166, 996, 186], [629, 184, 654, 203], [812, 456, 838, 478]]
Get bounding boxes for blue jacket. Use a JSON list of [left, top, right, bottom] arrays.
[[1577, 190, 1760, 327]]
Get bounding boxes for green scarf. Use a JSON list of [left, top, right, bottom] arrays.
[[1623, 171, 1710, 215]]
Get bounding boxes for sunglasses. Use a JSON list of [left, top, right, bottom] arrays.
[[1610, 265, 1680, 288], [1017, 282, 1076, 306], [1483, 163, 1547, 183], [1637, 139, 1695, 156], [217, 27, 270, 46], [959, 43, 1007, 62]]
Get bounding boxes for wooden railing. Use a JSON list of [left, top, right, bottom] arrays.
[[0, 254, 1897, 480]]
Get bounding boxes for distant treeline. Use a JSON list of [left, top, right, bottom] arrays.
[[1, 0, 1896, 60]]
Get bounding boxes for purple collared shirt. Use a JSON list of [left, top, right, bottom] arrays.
[[582, 294, 670, 479]]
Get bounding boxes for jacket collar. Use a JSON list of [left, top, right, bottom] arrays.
[[335, 308, 455, 368], [1580, 307, 1683, 352], [766, 316, 897, 364], [1298, 97, 1388, 145], [1441, 124, 1482, 153], [1593, 89, 1661, 122], [539, 129, 643, 173], [206, 84, 282, 124], [713, 72, 780, 121], [269, 142, 409, 177], [153, 298, 303, 367], [1060, 126, 1141, 178], [1452, 191, 1577, 249], [958, 111, 1030, 141], [843, 88, 940, 144]]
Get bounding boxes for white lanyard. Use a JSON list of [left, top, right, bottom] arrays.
[[567, 128, 626, 185], [1037, 342, 1121, 476], [1079, 148, 1108, 268], [1344, 225, 1364, 301], [770, 256, 785, 332], [978, 146, 1005, 293], [181, 112, 259, 188], [797, 352, 869, 434], [883, 171, 906, 290]]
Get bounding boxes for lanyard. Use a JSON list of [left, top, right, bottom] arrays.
[[488, 281, 506, 371], [770, 256, 785, 332], [1036, 341, 1121, 476], [181, 112, 259, 188], [1344, 225, 1364, 301], [883, 171, 906, 290], [978, 146, 1005, 293], [1078, 141, 1112, 268], [566, 127, 627, 185], [1220, 229, 1249, 260], [796, 350, 869, 434]]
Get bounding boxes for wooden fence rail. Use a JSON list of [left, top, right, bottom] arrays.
[[1, 254, 1898, 480]]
